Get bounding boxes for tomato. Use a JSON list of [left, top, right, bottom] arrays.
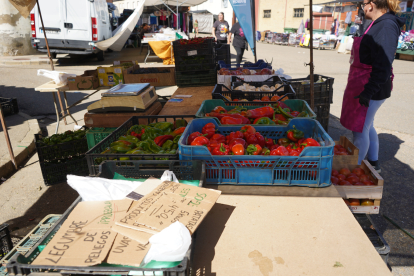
[[338, 148, 347, 153], [339, 180, 352, 186], [352, 168, 365, 176], [331, 169, 339, 176], [331, 176, 339, 184], [363, 180, 376, 186], [343, 199, 350, 206], [346, 175, 360, 184], [261, 96, 270, 101], [359, 174, 369, 182], [337, 174, 346, 181], [353, 182, 365, 186], [361, 199, 374, 206], [349, 199, 360, 206], [270, 95, 280, 101], [339, 168, 351, 176], [347, 173, 358, 178], [334, 145, 343, 150]]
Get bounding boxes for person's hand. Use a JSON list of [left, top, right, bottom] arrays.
[[215, 37, 217, 41], [354, 94, 370, 107]]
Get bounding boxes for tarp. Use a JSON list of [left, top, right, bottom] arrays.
[[192, 13, 214, 33], [149, 41, 174, 65], [144, 0, 207, 6], [96, 0, 144, 51], [229, 0, 255, 56]]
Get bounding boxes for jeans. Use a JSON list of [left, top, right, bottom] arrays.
[[234, 46, 245, 67], [353, 99, 385, 164]]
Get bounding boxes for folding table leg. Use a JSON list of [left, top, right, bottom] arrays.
[[63, 91, 78, 125], [52, 92, 60, 134], [56, 90, 67, 125]]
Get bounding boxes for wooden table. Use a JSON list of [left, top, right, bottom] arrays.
[[35, 81, 109, 134], [193, 196, 392, 276]]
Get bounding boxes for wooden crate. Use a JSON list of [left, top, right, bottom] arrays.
[[333, 136, 359, 166], [348, 199, 380, 214], [334, 160, 383, 200], [399, 53, 414, 61]]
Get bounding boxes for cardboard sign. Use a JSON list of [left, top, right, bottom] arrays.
[[115, 181, 221, 242], [107, 233, 150, 266], [32, 199, 133, 266]]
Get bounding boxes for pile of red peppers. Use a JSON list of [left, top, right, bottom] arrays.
[[188, 123, 321, 156]]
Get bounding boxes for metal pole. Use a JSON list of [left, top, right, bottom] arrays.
[[36, 0, 54, 71], [0, 107, 17, 170], [251, 0, 257, 63], [177, 0, 179, 31], [309, 0, 315, 110]]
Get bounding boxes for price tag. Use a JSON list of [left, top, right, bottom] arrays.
[[187, 50, 197, 56]]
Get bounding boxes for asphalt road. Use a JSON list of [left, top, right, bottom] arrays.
[[0, 42, 413, 271]]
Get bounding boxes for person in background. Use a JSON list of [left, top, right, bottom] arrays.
[[229, 16, 248, 67], [212, 12, 230, 44], [138, 23, 151, 39], [340, 0, 404, 172], [194, 19, 199, 36]]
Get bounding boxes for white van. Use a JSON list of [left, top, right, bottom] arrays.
[[31, 0, 113, 61]]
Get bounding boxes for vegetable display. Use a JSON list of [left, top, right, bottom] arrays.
[[218, 68, 274, 76], [178, 37, 214, 45], [334, 144, 350, 155], [38, 129, 86, 145], [100, 120, 188, 157], [343, 198, 375, 206], [331, 167, 377, 186], [205, 103, 309, 125], [132, 68, 171, 74], [187, 124, 320, 156]]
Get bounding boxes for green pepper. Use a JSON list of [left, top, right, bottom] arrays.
[[110, 144, 132, 153], [297, 111, 309, 117], [278, 105, 295, 119], [254, 117, 275, 125], [174, 119, 188, 129], [136, 140, 162, 153], [173, 134, 182, 145], [119, 135, 139, 144], [153, 122, 174, 134], [162, 140, 174, 151], [141, 127, 163, 141]]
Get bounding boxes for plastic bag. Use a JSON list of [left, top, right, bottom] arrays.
[[37, 69, 76, 86], [143, 221, 191, 264], [160, 170, 179, 183]]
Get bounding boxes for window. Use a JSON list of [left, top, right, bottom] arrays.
[[294, 8, 304, 18], [263, 10, 271, 18]]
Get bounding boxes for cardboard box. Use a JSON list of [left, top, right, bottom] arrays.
[[217, 73, 278, 88], [98, 65, 134, 87], [333, 136, 359, 166], [334, 160, 384, 200], [124, 65, 176, 87], [348, 199, 380, 214], [113, 60, 139, 68], [67, 70, 99, 90]]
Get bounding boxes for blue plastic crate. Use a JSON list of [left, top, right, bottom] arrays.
[[218, 60, 272, 70], [178, 118, 334, 187]]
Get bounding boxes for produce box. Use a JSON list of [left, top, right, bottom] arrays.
[[215, 44, 230, 65], [218, 60, 271, 70], [124, 65, 176, 87], [86, 115, 196, 176], [6, 197, 195, 276], [179, 118, 334, 187], [86, 127, 117, 150], [217, 71, 277, 88], [0, 97, 19, 117], [67, 70, 99, 90], [346, 199, 380, 214], [172, 37, 215, 52], [333, 160, 383, 200], [284, 74, 334, 105], [113, 60, 139, 67], [195, 99, 316, 121], [334, 136, 359, 165], [176, 69, 216, 88], [97, 65, 133, 87]]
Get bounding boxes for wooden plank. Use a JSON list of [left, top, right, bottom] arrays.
[[333, 136, 359, 166], [83, 101, 162, 128], [193, 196, 391, 276], [158, 86, 215, 116], [35, 81, 66, 92]]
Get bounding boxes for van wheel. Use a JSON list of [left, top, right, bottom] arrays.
[[97, 51, 104, 61]]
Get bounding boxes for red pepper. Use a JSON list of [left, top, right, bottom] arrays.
[[291, 111, 300, 117], [210, 134, 226, 144], [213, 106, 227, 113], [297, 138, 306, 146], [278, 138, 291, 147], [228, 138, 247, 149], [188, 132, 203, 145], [202, 123, 216, 139], [172, 127, 186, 137], [289, 150, 301, 156], [131, 128, 145, 140], [273, 114, 287, 122], [191, 136, 210, 146], [154, 135, 174, 146], [270, 144, 280, 151], [130, 131, 139, 138], [246, 144, 262, 155], [211, 143, 230, 155], [245, 106, 274, 119], [270, 146, 289, 156], [276, 101, 292, 111], [261, 147, 271, 155], [206, 113, 249, 124], [231, 144, 245, 155], [240, 125, 256, 139], [245, 133, 265, 148], [265, 137, 274, 149], [221, 116, 243, 125], [226, 131, 244, 143], [301, 138, 320, 147]]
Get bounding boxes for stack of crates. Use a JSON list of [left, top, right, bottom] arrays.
[[215, 43, 230, 65], [173, 38, 217, 87]]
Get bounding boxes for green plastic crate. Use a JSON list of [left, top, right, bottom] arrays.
[[195, 99, 316, 121], [86, 127, 117, 150]]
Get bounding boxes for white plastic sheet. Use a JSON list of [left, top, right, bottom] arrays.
[[37, 70, 76, 86]]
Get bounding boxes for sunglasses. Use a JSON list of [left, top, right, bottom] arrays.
[[361, 1, 375, 8]]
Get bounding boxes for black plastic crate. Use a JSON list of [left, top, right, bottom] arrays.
[[231, 75, 287, 90], [35, 134, 88, 162], [173, 38, 215, 52], [211, 82, 295, 106], [175, 62, 216, 72], [215, 44, 230, 65], [0, 223, 13, 258], [176, 70, 217, 88], [313, 104, 330, 132], [39, 156, 89, 186], [86, 115, 196, 176], [0, 97, 19, 117], [354, 214, 391, 264], [6, 197, 194, 276], [174, 55, 215, 65], [284, 74, 334, 106], [174, 47, 213, 59], [97, 160, 205, 186]]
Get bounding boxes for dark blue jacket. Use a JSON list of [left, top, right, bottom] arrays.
[[359, 12, 404, 101]]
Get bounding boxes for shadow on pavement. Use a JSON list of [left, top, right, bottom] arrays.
[[329, 114, 414, 266]]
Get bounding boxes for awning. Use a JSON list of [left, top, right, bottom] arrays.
[[144, 0, 208, 7]]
